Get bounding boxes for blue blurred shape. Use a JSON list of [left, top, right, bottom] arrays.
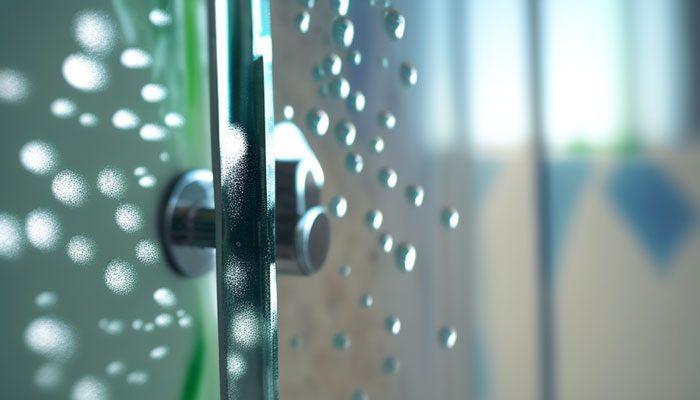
[[607, 160, 695, 272]]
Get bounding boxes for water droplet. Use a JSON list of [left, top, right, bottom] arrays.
[[378, 168, 398, 189], [366, 210, 383, 230], [97, 167, 126, 199], [131, 320, 143, 330], [399, 62, 417, 86], [335, 120, 356, 146], [330, 0, 349, 15], [115, 204, 143, 232], [155, 313, 173, 327], [329, 77, 350, 99], [283, 105, 294, 120], [24, 317, 76, 359], [323, 52, 342, 76], [178, 315, 192, 328], [62, 54, 109, 92], [297, 0, 316, 8], [106, 361, 125, 376], [383, 7, 405, 40], [406, 185, 424, 207], [339, 264, 351, 277], [331, 16, 354, 49], [333, 332, 351, 351], [160, 152, 170, 161], [352, 390, 369, 400], [0, 69, 31, 103], [35, 291, 58, 309], [51, 98, 77, 118], [330, 196, 348, 218], [103, 320, 124, 335], [149, 345, 169, 360], [231, 308, 259, 347], [70, 376, 108, 400], [346, 90, 365, 112], [378, 233, 393, 252], [290, 334, 303, 350], [141, 83, 167, 102], [0, 213, 24, 259], [226, 353, 247, 378], [306, 108, 329, 136], [35, 362, 63, 390], [345, 153, 363, 174], [112, 108, 140, 129], [378, 111, 396, 129], [79, 113, 98, 127], [385, 315, 401, 335], [164, 112, 185, 127], [143, 323, 155, 332], [295, 11, 310, 33], [136, 240, 159, 264], [134, 167, 147, 177], [370, 137, 385, 153], [382, 356, 400, 375], [26, 209, 61, 251], [153, 288, 177, 308], [359, 294, 374, 308], [395, 242, 416, 272], [349, 50, 362, 65], [149, 9, 172, 27], [380, 56, 389, 69], [312, 64, 325, 80], [138, 174, 157, 188], [104, 259, 136, 295], [52, 170, 88, 207], [20, 140, 57, 175], [439, 326, 458, 349], [139, 123, 168, 141], [120, 48, 152, 69], [67, 235, 96, 264], [441, 207, 459, 229], [73, 10, 116, 55], [126, 371, 149, 385]]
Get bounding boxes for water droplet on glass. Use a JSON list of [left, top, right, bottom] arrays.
[[399, 61, 417, 86], [333, 332, 351, 351], [139, 123, 168, 141], [26, 209, 61, 251], [149, 345, 169, 360], [164, 112, 185, 128], [0, 214, 23, 259], [439, 326, 458, 349], [52, 170, 88, 207], [441, 207, 459, 229], [290, 334, 303, 350], [79, 113, 98, 127], [70, 376, 108, 400], [230, 308, 260, 348], [112, 108, 140, 129], [24, 317, 76, 359], [97, 167, 126, 199], [306, 108, 329, 136], [135, 240, 159, 264], [141, 83, 167, 103], [378, 167, 398, 189], [385, 315, 401, 335], [383, 7, 405, 40], [67, 235, 96, 265], [359, 294, 374, 308], [161, 152, 170, 161], [378, 111, 396, 129], [149, 9, 172, 27], [406, 185, 424, 207], [35, 291, 58, 309], [331, 16, 354, 49], [126, 371, 149, 385], [366, 210, 383, 230], [323, 52, 342, 76], [347, 90, 365, 112], [138, 174, 157, 188], [338, 264, 352, 277], [335, 120, 356, 146], [348, 50, 362, 65], [104, 259, 136, 295], [115, 204, 143, 232], [295, 11, 310, 33], [178, 315, 192, 328], [378, 233, 393, 253], [144, 323, 155, 332], [35, 362, 63, 390], [283, 105, 295, 120], [51, 98, 77, 119], [330, 0, 349, 15], [62, 54, 109, 92], [312, 64, 325, 80], [103, 320, 124, 335], [380, 56, 389, 69], [153, 288, 177, 308], [370, 136, 385, 154], [382, 356, 400, 375], [353, 390, 369, 400], [155, 313, 173, 328], [73, 10, 116, 55], [20, 140, 57, 175], [395, 242, 416, 272], [297, 0, 316, 8], [106, 361, 125, 376], [226, 353, 247, 378], [132, 320, 143, 330], [134, 167, 147, 177], [330, 196, 348, 218], [120, 48, 152, 69], [0, 69, 31, 103], [329, 77, 350, 99], [345, 153, 363, 174]]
